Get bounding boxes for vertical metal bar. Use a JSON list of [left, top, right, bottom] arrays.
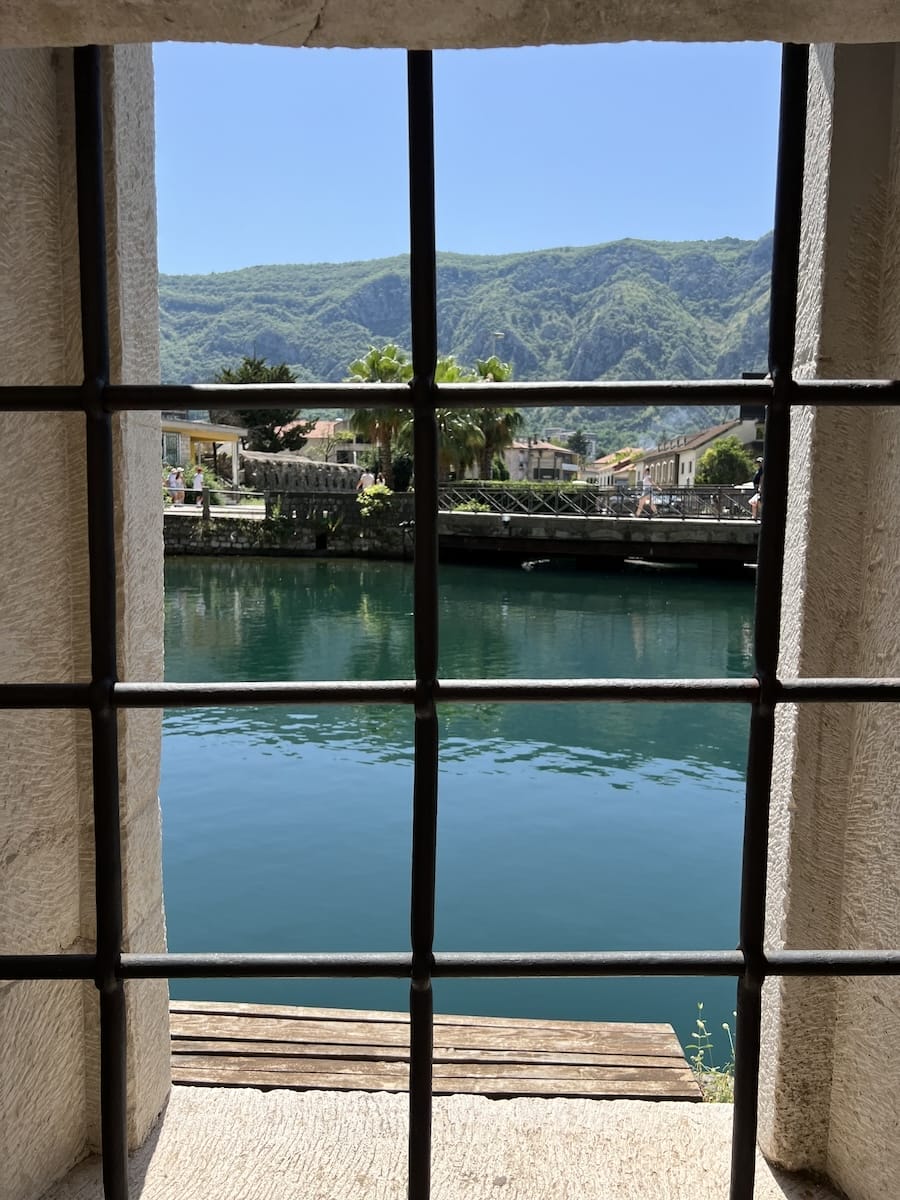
[[730, 43, 809, 1200], [406, 49, 439, 1200], [74, 45, 129, 1200]]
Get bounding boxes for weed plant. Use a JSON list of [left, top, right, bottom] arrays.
[[687, 1002, 736, 1103]]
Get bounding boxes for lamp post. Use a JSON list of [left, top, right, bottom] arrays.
[[491, 330, 505, 360]]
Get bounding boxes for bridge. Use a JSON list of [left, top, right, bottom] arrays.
[[436, 483, 759, 566], [164, 483, 759, 567], [437, 510, 758, 566]]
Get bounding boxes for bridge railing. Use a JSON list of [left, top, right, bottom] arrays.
[[438, 482, 756, 520]]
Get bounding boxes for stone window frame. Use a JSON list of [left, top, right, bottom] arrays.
[[2, 40, 900, 1200]]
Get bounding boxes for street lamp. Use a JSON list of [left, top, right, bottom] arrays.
[[491, 330, 505, 360]]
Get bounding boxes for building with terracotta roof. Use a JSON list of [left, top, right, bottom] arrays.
[[502, 439, 580, 481], [301, 418, 373, 464], [640, 417, 764, 488], [584, 447, 645, 487]]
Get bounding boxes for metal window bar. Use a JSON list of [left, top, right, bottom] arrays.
[[0, 37, 898, 1200], [73, 44, 129, 1200]]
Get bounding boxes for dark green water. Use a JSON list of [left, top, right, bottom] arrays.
[[162, 557, 753, 1054]]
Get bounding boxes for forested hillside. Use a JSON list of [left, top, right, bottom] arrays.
[[160, 234, 771, 447]]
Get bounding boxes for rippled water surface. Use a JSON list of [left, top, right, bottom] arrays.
[[162, 556, 754, 1052]]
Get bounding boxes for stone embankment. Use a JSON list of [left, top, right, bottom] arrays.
[[164, 492, 758, 566], [164, 491, 416, 559]]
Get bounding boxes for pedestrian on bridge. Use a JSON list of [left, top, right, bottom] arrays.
[[636, 468, 656, 517]]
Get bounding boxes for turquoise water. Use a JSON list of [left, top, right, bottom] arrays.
[[161, 557, 753, 1054]]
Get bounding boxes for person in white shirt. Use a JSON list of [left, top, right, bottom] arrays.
[[192, 466, 204, 506], [635, 467, 656, 517], [357, 469, 376, 491]]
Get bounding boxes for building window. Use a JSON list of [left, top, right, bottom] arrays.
[[3, 41, 900, 1200]]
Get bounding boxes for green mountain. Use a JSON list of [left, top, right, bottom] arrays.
[[159, 234, 771, 448]]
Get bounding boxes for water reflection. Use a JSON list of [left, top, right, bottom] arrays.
[[164, 558, 753, 774], [162, 557, 753, 1052]]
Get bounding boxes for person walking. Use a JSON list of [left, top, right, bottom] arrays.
[[166, 467, 178, 504], [173, 468, 185, 505], [192, 465, 204, 506], [635, 467, 656, 517], [357, 467, 376, 491]]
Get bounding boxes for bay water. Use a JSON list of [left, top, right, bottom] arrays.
[[162, 556, 753, 1056]]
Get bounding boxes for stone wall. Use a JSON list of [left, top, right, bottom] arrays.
[[240, 451, 361, 493], [5, 1, 900, 51], [757, 43, 900, 1200], [165, 491, 416, 559], [0, 45, 169, 1200]]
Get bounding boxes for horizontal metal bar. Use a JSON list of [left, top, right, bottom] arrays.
[[0, 683, 93, 709], [3, 378, 900, 414], [777, 679, 900, 701], [793, 379, 900, 405], [113, 678, 758, 708], [5, 948, 900, 982], [124, 953, 414, 979], [436, 949, 900, 977], [767, 950, 900, 974], [433, 951, 746, 977], [115, 680, 418, 707], [4, 678, 899, 712], [112, 382, 415, 411], [110, 677, 900, 707], [0, 954, 97, 980], [0, 386, 86, 412], [438, 679, 757, 703]]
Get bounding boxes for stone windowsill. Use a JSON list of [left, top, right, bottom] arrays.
[[40, 1087, 841, 1200]]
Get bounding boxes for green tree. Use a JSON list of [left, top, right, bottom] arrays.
[[397, 407, 485, 482], [567, 428, 590, 458], [468, 355, 521, 480], [435, 409, 485, 482], [346, 344, 413, 488], [694, 436, 757, 485], [214, 355, 311, 452], [471, 407, 523, 480], [435, 354, 470, 383], [473, 355, 512, 383], [347, 344, 414, 385]]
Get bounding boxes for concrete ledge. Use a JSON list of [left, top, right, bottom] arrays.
[[40, 1087, 840, 1200]]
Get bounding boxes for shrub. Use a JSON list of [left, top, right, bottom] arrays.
[[357, 482, 393, 519], [453, 499, 491, 513]]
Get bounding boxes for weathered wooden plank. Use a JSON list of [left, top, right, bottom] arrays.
[[170, 1013, 683, 1058], [172, 1062, 697, 1099], [169, 999, 674, 1037], [171, 1037, 685, 1070], [173, 1052, 695, 1084], [168, 1001, 701, 1101]]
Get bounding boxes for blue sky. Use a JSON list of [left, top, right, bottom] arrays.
[[154, 41, 781, 276]]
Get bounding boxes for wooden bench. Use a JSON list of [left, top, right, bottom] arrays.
[[170, 1000, 701, 1101]]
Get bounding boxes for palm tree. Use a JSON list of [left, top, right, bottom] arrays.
[[469, 355, 521, 479], [398, 407, 484, 482], [347, 344, 414, 386], [346, 345, 413, 487], [473, 355, 512, 384], [435, 409, 484, 482], [435, 354, 470, 383]]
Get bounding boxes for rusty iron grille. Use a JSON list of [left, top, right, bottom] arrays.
[[2, 42, 900, 1200]]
